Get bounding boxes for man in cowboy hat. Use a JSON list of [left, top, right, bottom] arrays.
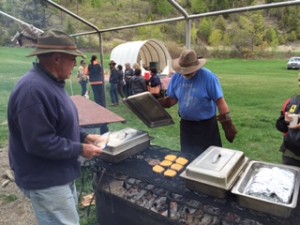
[[7, 29, 106, 225], [159, 49, 237, 156], [108, 59, 121, 106]]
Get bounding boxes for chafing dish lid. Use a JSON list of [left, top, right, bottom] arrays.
[[123, 92, 174, 128], [103, 128, 150, 156], [180, 146, 249, 189]]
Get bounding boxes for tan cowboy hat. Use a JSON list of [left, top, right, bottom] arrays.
[[27, 29, 86, 58], [172, 49, 206, 74]]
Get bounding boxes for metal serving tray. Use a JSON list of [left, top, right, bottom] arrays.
[[180, 146, 249, 198], [98, 128, 150, 163], [123, 92, 174, 128], [231, 161, 300, 218]]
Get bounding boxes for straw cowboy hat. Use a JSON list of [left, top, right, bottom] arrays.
[[27, 29, 86, 58], [172, 49, 206, 74]]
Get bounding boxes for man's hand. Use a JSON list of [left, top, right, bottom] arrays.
[[81, 143, 103, 160], [81, 134, 108, 159], [158, 97, 178, 108], [218, 112, 237, 143], [84, 134, 107, 145]]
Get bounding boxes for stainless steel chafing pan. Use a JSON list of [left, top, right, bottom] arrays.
[[231, 161, 300, 218]]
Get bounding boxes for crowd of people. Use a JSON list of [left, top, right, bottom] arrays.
[[77, 56, 163, 106]]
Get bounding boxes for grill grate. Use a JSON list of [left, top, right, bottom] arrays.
[[90, 145, 300, 225]]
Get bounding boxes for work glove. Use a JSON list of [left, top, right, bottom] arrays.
[[217, 112, 237, 143]]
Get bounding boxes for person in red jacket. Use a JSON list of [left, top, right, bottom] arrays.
[[276, 94, 300, 166]]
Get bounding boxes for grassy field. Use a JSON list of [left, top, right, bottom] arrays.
[[1, 46, 299, 165]]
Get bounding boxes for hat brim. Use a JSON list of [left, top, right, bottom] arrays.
[[172, 58, 207, 74], [26, 49, 86, 58]]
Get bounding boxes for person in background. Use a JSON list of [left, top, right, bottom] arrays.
[[131, 67, 147, 95], [158, 49, 237, 156], [147, 67, 161, 87], [276, 73, 300, 167], [124, 63, 134, 97], [77, 59, 88, 96], [117, 64, 125, 99], [86, 55, 104, 106], [108, 60, 119, 106], [7, 29, 105, 225], [146, 67, 162, 98]]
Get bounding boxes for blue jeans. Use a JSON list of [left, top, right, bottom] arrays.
[[21, 182, 80, 225], [91, 84, 105, 106], [79, 80, 88, 96], [110, 83, 119, 104]]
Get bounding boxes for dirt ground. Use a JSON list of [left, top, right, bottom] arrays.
[[0, 146, 37, 225]]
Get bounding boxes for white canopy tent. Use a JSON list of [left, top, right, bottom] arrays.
[[110, 39, 173, 75]]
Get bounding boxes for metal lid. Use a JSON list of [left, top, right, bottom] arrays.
[[180, 146, 249, 190], [102, 128, 150, 156], [123, 92, 174, 128]]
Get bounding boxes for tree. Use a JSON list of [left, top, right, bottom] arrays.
[[264, 28, 279, 48], [198, 18, 212, 43], [214, 16, 226, 33], [209, 29, 222, 46], [190, 0, 207, 13], [238, 13, 265, 51]]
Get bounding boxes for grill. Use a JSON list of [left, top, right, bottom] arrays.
[[92, 146, 300, 225]]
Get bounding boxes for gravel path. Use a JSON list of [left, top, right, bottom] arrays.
[[0, 146, 37, 225]]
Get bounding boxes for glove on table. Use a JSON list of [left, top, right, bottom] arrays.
[[217, 112, 237, 143]]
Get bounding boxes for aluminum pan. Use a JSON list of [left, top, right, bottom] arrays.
[[123, 92, 174, 128], [231, 161, 300, 218]]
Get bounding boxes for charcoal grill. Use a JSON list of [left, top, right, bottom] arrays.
[[92, 146, 300, 225]]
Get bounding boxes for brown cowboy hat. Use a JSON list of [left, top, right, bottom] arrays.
[[109, 60, 116, 65], [26, 29, 86, 58], [172, 49, 206, 74]]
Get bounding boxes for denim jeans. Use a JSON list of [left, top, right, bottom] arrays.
[[79, 80, 88, 96], [110, 83, 119, 104], [21, 182, 80, 225], [91, 84, 105, 106]]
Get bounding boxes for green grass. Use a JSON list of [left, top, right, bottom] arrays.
[[1, 46, 299, 162], [0, 194, 18, 203], [1, 46, 299, 224]]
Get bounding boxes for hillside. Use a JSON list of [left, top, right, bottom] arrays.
[[1, 0, 300, 57]]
